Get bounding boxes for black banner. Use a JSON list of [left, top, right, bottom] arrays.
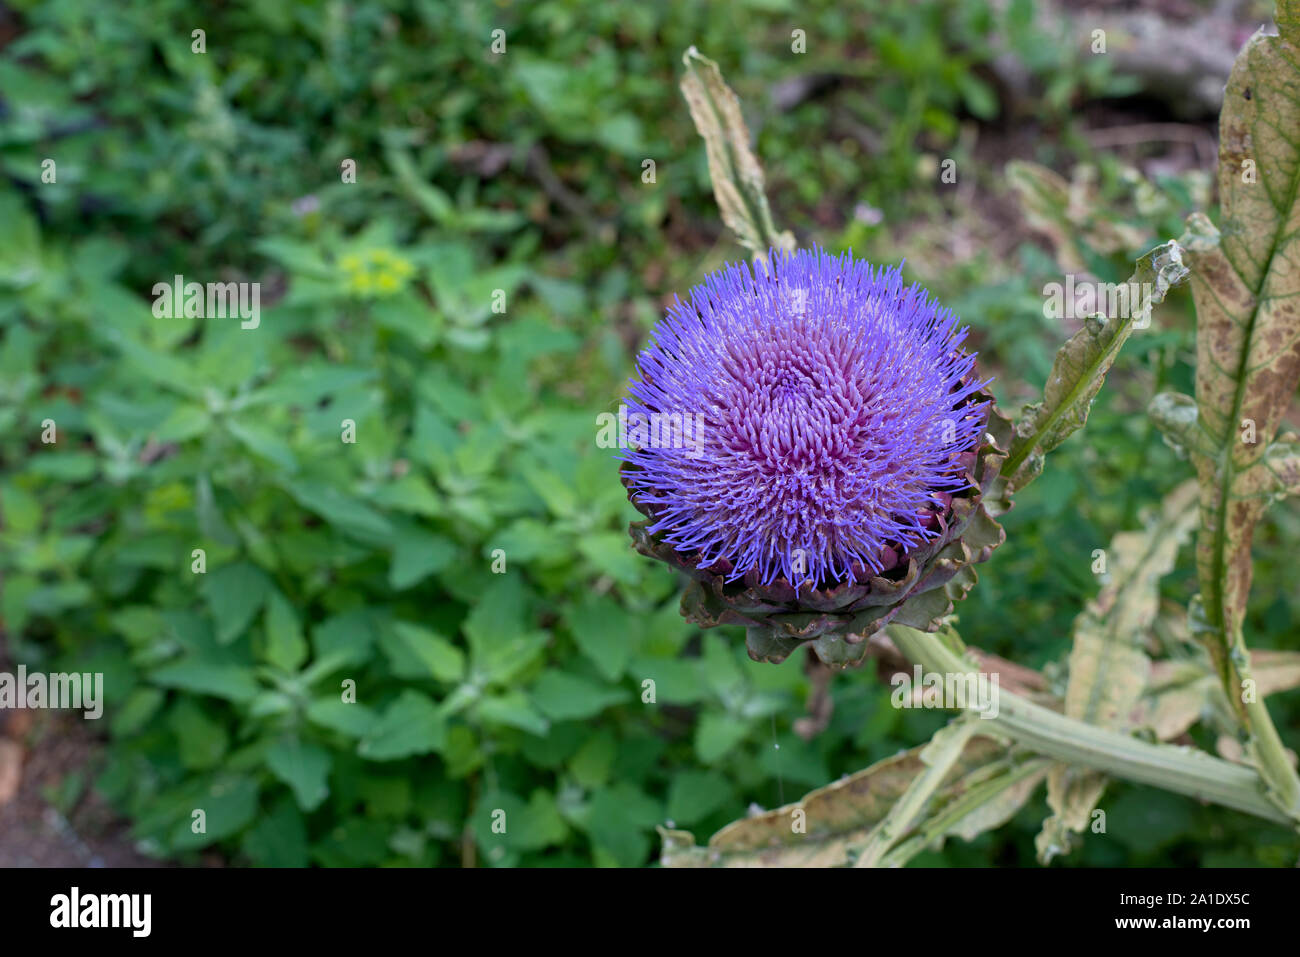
[[0, 866, 1288, 943]]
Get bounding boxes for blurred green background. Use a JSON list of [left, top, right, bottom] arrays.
[[0, 0, 1296, 866]]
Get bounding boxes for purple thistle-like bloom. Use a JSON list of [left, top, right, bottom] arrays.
[[622, 247, 989, 589]]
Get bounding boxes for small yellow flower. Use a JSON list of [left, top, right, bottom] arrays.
[[339, 248, 414, 298]]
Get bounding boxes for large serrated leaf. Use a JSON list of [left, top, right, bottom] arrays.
[[1183, 13, 1300, 670], [1037, 480, 1199, 863], [1002, 241, 1188, 491], [679, 47, 796, 261], [1164, 8, 1300, 816], [659, 730, 1045, 867], [1063, 481, 1199, 731]]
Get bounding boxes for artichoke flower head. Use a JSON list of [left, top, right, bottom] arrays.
[[620, 247, 1012, 667]]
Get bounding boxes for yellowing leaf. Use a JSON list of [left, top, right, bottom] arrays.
[[1038, 481, 1199, 862], [1167, 9, 1300, 817], [679, 47, 795, 261], [1065, 480, 1199, 729], [660, 731, 1046, 867]]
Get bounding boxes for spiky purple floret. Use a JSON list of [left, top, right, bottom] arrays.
[[621, 247, 990, 588]]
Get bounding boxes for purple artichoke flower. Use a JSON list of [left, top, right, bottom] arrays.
[[619, 247, 1013, 667]]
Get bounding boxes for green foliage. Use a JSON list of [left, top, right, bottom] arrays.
[[2, 0, 1297, 869]]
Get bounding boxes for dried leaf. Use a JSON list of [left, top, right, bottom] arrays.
[[1008, 161, 1081, 271], [658, 732, 1042, 867], [1007, 161, 1148, 272], [1181, 11, 1300, 673], [1169, 10, 1300, 815], [1038, 480, 1199, 862], [679, 47, 796, 261], [1134, 651, 1300, 743], [852, 717, 981, 867], [1138, 660, 1216, 741], [1065, 480, 1200, 728], [1254, 650, 1300, 695], [944, 762, 1050, 842]]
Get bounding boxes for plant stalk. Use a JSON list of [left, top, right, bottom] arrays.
[[879, 756, 1054, 868], [853, 715, 980, 867], [887, 626, 1293, 827]]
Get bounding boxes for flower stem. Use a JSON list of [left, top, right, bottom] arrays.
[[1240, 657, 1300, 818], [887, 625, 1293, 826]]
